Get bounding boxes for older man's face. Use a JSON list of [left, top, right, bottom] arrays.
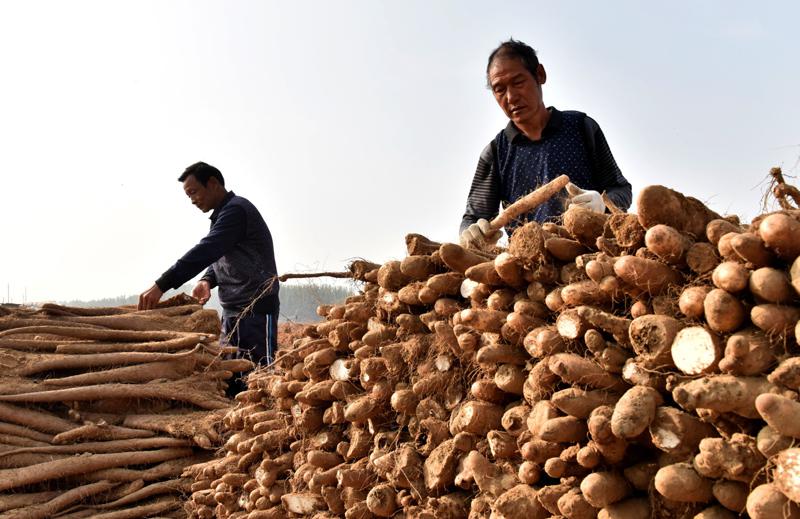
[[488, 57, 546, 128]]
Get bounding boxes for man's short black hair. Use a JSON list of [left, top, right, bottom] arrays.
[[486, 38, 540, 87], [178, 162, 225, 187]]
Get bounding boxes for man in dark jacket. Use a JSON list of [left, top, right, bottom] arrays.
[[138, 162, 280, 379], [460, 39, 632, 249]]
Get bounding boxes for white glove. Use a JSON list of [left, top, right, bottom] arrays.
[[460, 218, 502, 249], [566, 182, 605, 213]]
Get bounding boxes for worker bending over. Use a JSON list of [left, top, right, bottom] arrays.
[[138, 162, 280, 393]]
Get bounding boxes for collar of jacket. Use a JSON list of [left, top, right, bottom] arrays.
[[209, 191, 236, 222], [504, 106, 562, 143]]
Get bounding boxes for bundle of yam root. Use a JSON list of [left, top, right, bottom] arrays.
[[0, 295, 254, 518], [186, 179, 800, 519]]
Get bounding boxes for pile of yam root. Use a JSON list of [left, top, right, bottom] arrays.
[[186, 180, 800, 519], [0, 295, 253, 518]]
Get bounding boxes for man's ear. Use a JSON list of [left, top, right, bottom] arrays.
[[536, 64, 547, 85]]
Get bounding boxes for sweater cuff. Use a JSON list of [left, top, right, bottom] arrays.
[[155, 273, 174, 292], [200, 276, 217, 289]]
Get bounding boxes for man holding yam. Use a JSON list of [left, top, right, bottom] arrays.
[[138, 162, 280, 392], [461, 39, 632, 248]]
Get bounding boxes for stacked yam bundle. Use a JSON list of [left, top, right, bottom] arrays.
[[0, 296, 251, 518], [186, 182, 800, 519]]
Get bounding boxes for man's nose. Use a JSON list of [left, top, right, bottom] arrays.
[[506, 86, 519, 103]]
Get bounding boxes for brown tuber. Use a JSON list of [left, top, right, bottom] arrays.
[[580, 471, 630, 508], [654, 462, 714, 503], [610, 385, 662, 439], [746, 483, 800, 519]]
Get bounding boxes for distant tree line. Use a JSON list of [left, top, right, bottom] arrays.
[[60, 281, 356, 323]]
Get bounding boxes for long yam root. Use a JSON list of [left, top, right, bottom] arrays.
[[0, 402, 77, 434], [0, 377, 230, 410], [0, 447, 193, 492], [0, 436, 191, 459], [0, 480, 117, 519]]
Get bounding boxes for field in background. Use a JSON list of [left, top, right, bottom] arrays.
[[58, 280, 356, 323]]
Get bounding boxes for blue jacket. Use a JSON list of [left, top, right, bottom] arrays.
[[156, 191, 279, 316]]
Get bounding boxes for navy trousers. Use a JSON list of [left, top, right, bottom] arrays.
[[221, 311, 279, 395]]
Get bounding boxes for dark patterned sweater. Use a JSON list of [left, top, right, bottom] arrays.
[[461, 107, 632, 233]]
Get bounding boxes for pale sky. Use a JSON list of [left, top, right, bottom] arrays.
[[2, 1, 800, 303]]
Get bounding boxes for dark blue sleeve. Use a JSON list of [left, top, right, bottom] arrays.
[[155, 204, 246, 291], [461, 141, 502, 233], [200, 265, 217, 288]]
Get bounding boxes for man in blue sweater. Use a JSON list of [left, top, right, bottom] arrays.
[[461, 39, 632, 249], [138, 162, 280, 384]]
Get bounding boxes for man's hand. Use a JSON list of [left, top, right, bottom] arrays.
[[138, 284, 163, 310], [193, 280, 211, 305], [566, 182, 605, 213], [460, 218, 502, 250]]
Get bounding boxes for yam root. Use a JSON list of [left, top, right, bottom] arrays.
[[492, 484, 548, 519], [1, 480, 117, 519], [654, 462, 714, 503], [671, 326, 722, 375], [678, 286, 711, 319], [672, 375, 786, 419], [755, 393, 800, 438], [649, 406, 717, 457], [563, 205, 608, 248], [557, 306, 630, 345], [775, 448, 800, 504], [759, 213, 800, 261], [454, 450, 516, 497], [703, 289, 746, 334], [628, 314, 684, 369], [0, 437, 190, 459], [693, 434, 765, 483], [712, 479, 748, 514], [644, 224, 692, 264], [0, 447, 193, 491], [756, 424, 793, 458], [0, 402, 77, 434], [706, 219, 741, 245], [439, 243, 492, 274], [751, 303, 800, 334], [0, 377, 230, 410], [769, 357, 800, 389], [549, 353, 626, 391], [580, 471, 630, 508], [551, 388, 620, 419], [746, 482, 800, 519], [730, 233, 774, 267], [749, 267, 794, 303], [686, 243, 719, 274], [611, 385, 662, 439], [719, 328, 778, 376], [597, 497, 650, 519], [637, 185, 721, 238], [507, 222, 547, 267], [449, 401, 504, 436]]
